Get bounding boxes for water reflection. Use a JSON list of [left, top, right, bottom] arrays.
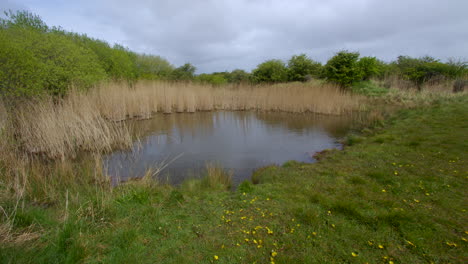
[[104, 111, 355, 185]]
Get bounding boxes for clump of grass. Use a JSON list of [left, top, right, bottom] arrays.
[[202, 163, 233, 190], [11, 92, 132, 159]]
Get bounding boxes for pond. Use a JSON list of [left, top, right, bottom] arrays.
[[104, 111, 357, 185]]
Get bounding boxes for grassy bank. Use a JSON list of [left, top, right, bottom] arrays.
[[1, 93, 466, 263]]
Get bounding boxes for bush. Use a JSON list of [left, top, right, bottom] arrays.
[[170, 63, 196, 81], [323, 51, 361, 89], [251, 59, 288, 83], [287, 54, 322, 82], [356, 56, 381, 81], [0, 13, 107, 96]]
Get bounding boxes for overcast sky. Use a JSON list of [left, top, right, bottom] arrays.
[[2, 0, 468, 73]]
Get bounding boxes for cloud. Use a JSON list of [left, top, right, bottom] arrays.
[[6, 0, 468, 72]]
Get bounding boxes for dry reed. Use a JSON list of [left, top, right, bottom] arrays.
[[90, 81, 361, 121], [13, 92, 132, 159], [2, 81, 361, 159]]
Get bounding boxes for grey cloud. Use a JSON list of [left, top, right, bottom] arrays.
[[7, 0, 468, 72]]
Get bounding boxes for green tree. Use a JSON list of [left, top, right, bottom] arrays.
[[0, 11, 106, 96], [135, 54, 174, 80], [356, 56, 381, 81], [228, 69, 250, 84], [287, 54, 322, 82], [170, 63, 196, 81], [323, 51, 361, 89], [251, 59, 288, 83]]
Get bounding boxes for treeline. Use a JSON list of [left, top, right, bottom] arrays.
[[0, 11, 177, 97], [1, 10, 467, 98], [198, 52, 467, 90]]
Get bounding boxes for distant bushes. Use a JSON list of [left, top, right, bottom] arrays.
[[0, 10, 173, 97]]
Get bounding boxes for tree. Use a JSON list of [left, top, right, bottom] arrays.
[[170, 63, 196, 81], [323, 51, 361, 89], [229, 69, 250, 84], [135, 54, 174, 80], [356, 56, 381, 81], [287, 54, 322, 82], [251, 59, 288, 83]]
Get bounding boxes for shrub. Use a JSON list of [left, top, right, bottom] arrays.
[[251, 59, 288, 83], [287, 54, 322, 82], [323, 51, 361, 89]]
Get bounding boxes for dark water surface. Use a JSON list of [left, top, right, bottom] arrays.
[[104, 111, 356, 185]]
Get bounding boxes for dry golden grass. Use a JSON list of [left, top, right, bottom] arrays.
[[2, 81, 360, 159], [89, 81, 361, 121], [13, 92, 132, 159]]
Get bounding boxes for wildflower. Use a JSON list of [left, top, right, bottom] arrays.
[[271, 251, 278, 257], [414, 199, 420, 203], [253, 239, 258, 244], [331, 224, 335, 228], [312, 232, 317, 236], [214, 255, 219, 260], [382, 189, 387, 192], [236, 243, 240, 246], [425, 193, 430, 196], [351, 252, 358, 257], [394, 171, 398, 175], [327, 211, 332, 215], [245, 238, 249, 242], [378, 244, 384, 249], [367, 241, 373, 246], [389, 261, 394, 264], [266, 197, 271, 201]]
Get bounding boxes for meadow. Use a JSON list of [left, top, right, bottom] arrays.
[[1, 80, 466, 263], [1, 10, 467, 264]]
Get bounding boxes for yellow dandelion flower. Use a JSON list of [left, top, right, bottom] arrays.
[[382, 189, 387, 192], [245, 238, 249, 242], [378, 244, 384, 249], [257, 245, 262, 248], [312, 232, 317, 236], [414, 199, 420, 203], [331, 224, 335, 228], [389, 261, 394, 264], [214, 255, 219, 260], [394, 171, 398, 175], [271, 251, 278, 257], [253, 239, 258, 244], [351, 252, 358, 257]]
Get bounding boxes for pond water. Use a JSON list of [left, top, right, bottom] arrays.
[[104, 111, 356, 185]]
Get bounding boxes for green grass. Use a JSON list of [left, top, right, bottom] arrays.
[[1, 96, 467, 263], [352, 81, 389, 97]]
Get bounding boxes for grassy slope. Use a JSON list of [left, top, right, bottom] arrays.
[[1, 96, 467, 264]]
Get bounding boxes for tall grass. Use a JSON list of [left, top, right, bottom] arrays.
[[2, 81, 361, 159], [90, 81, 361, 121], [12, 92, 132, 160]]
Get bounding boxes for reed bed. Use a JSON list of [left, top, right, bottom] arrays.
[[12, 93, 132, 160], [2, 81, 361, 159], [90, 81, 361, 121]]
